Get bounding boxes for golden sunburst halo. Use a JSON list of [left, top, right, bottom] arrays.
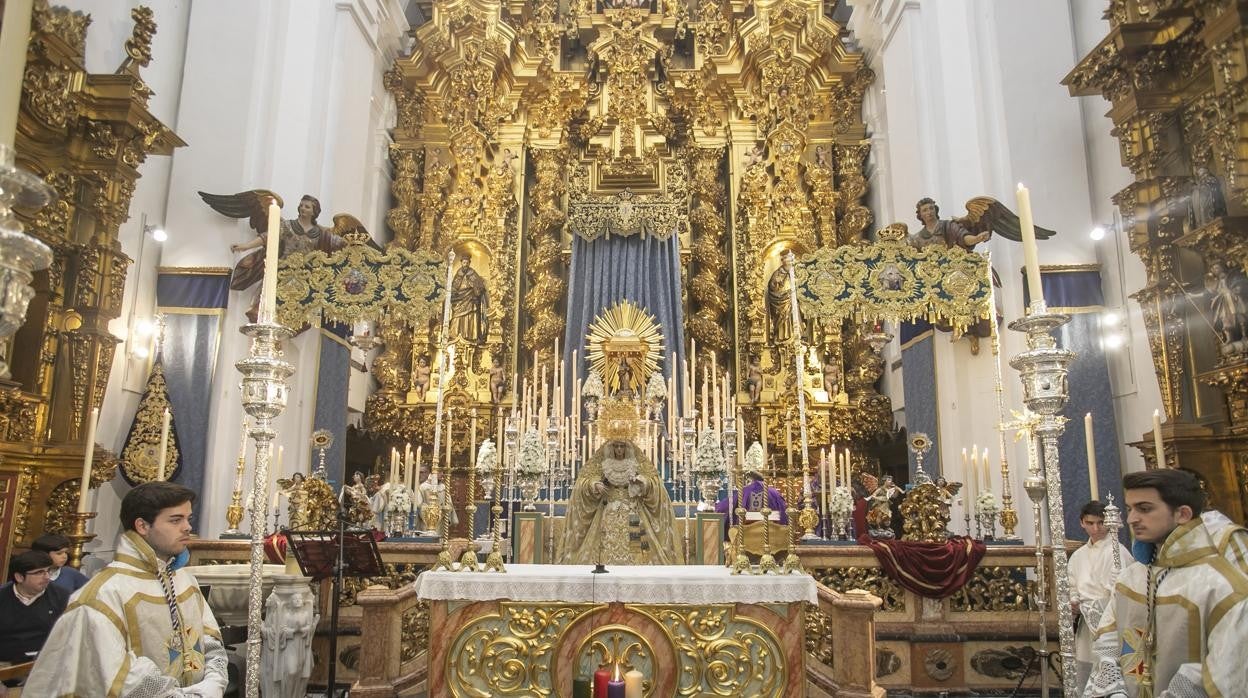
[[586, 300, 665, 395]]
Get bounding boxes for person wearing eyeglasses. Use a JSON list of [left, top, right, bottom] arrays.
[[0, 550, 69, 666]]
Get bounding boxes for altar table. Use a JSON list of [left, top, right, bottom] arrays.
[[416, 564, 815, 697]]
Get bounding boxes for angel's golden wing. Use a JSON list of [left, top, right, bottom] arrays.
[[957, 196, 1057, 242], [198, 189, 285, 235]]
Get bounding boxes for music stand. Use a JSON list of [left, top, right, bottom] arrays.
[[287, 527, 383, 698]]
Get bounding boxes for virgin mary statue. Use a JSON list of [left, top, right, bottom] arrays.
[[558, 401, 683, 565]]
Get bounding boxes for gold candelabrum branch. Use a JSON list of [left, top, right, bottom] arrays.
[[729, 435, 750, 575], [223, 453, 247, 537], [1008, 300, 1077, 698], [484, 415, 517, 573], [431, 251, 457, 572], [66, 511, 97, 570], [235, 320, 295, 698], [461, 408, 480, 572], [986, 255, 1021, 541]]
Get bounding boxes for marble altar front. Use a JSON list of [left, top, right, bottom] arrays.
[[415, 564, 815, 697]]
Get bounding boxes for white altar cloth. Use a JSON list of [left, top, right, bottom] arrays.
[[414, 564, 817, 605]]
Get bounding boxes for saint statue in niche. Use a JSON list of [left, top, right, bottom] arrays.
[[1189, 166, 1227, 230], [1206, 261, 1248, 351], [450, 255, 489, 345], [765, 253, 800, 345]]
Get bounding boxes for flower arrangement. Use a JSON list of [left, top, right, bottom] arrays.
[[582, 370, 605, 400], [387, 484, 412, 514], [516, 429, 548, 476], [975, 490, 1001, 516], [829, 486, 854, 517], [645, 371, 666, 403], [475, 438, 498, 474], [744, 441, 764, 473], [694, 427, 726, 476]]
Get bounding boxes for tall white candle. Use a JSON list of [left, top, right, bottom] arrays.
[[1015, 183, 1045, 308], [1152, 409, 1165, 467], [1085, 413, 1099, 500], [259, 200, 282, 322], [0, 0, 35, 149], [156, 408, 171, 481], [414, 446, 423, 490], [77, 407, 98, 513]]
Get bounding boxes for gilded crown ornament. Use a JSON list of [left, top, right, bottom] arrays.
[[597, 396, 643, 443]]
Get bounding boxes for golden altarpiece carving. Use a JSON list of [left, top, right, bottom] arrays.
[[0, 3, 183, 567], [377, 0, 889, 510], [1066, 0, 1248, 522]]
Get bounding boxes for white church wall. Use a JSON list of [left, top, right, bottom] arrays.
[[62, 0, 408, 547], [1068, 0, 1161, 477]]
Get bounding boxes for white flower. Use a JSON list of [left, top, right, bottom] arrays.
[[694, 428, 726, 476], [829, 486, 854, 516], [583, 370, 605, 399], [476, 438, 497, 473], [517, 429, 548, 476], [975, 490, 1001, 515], [744, 441, 764, 472], [387, 485, 412, 514], [645, 371, 666, 402]]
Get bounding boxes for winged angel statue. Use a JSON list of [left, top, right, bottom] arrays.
[[910, 196, 1057, 251], [200, 190, 363, 319]]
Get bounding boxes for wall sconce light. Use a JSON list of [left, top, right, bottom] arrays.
[[1089, 226, 1106, 241]]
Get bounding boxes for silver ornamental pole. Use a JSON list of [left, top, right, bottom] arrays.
[[783, 252, 809, 571], [1008, 303, 1077, 698], [236, 320, 294, 698], [431, 251, 456, 571]]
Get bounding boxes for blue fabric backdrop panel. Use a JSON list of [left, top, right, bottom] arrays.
[[563, 234, 687, 415], [157, 272, 231, 531], [314, 332, 351, 487], [900, 330, 941, 480], [1041, 270, 1123, 540]]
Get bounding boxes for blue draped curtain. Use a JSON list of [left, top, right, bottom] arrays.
[[313, 331, 350, 487], [562, 234, 687, 417], [1037, 269, 1123, 540], [156, 272, 231, 530]]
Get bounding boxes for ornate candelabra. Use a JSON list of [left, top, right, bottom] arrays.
[[987, 263, 1022, 542], [66, 511, 97, 570], [1009, 305, 1077, 698], [235, 320, 295, 698], [222, 452, 248, 537], [430, 252, 456, 572], [784, 252, 809, 573], [545, 420, 559, 563], [681, 414, 697, 561], [485, 418, 515, 572], [0, 144, 54, 380], [1025, 469, 1051, 698], [1103, 492, 1124, 575]]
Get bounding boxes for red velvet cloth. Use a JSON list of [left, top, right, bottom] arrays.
[[263, 532, 287, 563], [857, 535, 987, 599]]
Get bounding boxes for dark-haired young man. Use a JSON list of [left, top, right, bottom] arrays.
[[0, 550, 68, 664], [1068, 500, 1130, 693], [25, 482, 228, 697], [30, 533, 88, 593], [1086, 469, 1248, 698]]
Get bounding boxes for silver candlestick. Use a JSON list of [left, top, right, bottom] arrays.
[[1008, 304, 1077, 698], [1025, 471, 1050, 698], [1103, 492, 1124, 575], [0, 144, 53, 380], [235, 320, 295, 698]]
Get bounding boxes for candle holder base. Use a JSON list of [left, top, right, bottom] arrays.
[[66, 511, 97, 570]]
